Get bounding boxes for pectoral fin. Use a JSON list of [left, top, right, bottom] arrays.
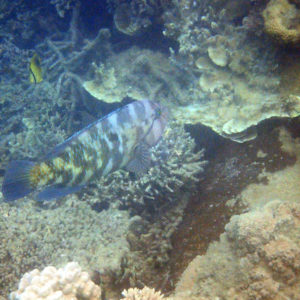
[[126, 143, 151, 174]]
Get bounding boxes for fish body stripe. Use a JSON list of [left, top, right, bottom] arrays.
[[32, 100, 166, 190]]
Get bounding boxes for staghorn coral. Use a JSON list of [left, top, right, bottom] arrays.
[[121, 287, 164, 300], [85, 123, 206, 211], [36, 5, 111, 85], [172, 200, 300, 300], [10, 262, 102, 300], [263, 0, 300, 45]]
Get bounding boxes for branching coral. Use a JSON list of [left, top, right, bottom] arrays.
[[50, 0, 77, 18], [121, 287, 165, 300], [263, 0, 300, 45], [85, 123, 207, 211], [36, 4, 111, 85], [10, 262, 102, 300]]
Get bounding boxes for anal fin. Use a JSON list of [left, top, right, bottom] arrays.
[[35, 184, 84, 201]]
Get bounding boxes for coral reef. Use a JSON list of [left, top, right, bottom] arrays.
[[0, 38, 31, 83], [2, 1, 300, 300], [109, 0, 169, 36], [10, 262, 102, 300], [172, 200, 300, 300], [159, 0, 300, 141], [263, 0, 300, 45]]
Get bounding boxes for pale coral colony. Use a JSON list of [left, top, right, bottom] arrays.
[[0, 0, 300, 300]]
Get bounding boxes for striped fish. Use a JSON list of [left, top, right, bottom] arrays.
[[2, 100, 168, 201]]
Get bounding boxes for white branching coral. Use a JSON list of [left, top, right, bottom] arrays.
[[121, 287, 165, 300], [10, 262, 102, 300]]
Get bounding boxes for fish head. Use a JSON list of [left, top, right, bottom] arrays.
[[144, 100, 168, 147]]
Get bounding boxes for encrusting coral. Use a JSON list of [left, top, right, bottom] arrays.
[[263, 0, 300, 45], [10, 262, 102, 300]]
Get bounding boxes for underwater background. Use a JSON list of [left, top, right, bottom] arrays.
[[0, 0, 299, 299]]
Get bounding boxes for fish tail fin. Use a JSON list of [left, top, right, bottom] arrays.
[[2, 160, 36, 201]]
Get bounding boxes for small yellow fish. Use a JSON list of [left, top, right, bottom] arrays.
[[29, 53, 43, 84]]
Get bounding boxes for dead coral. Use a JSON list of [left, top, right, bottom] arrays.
[[263, 0, 300, 45]]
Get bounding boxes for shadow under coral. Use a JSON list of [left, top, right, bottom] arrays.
[[163, 117, 299, 294]]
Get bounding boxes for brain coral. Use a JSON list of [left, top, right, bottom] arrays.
[[263, 0, 300, 44]]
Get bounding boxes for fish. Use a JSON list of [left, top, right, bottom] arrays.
[[29, 53, 43, 84], [2, 100, 168, 202]]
